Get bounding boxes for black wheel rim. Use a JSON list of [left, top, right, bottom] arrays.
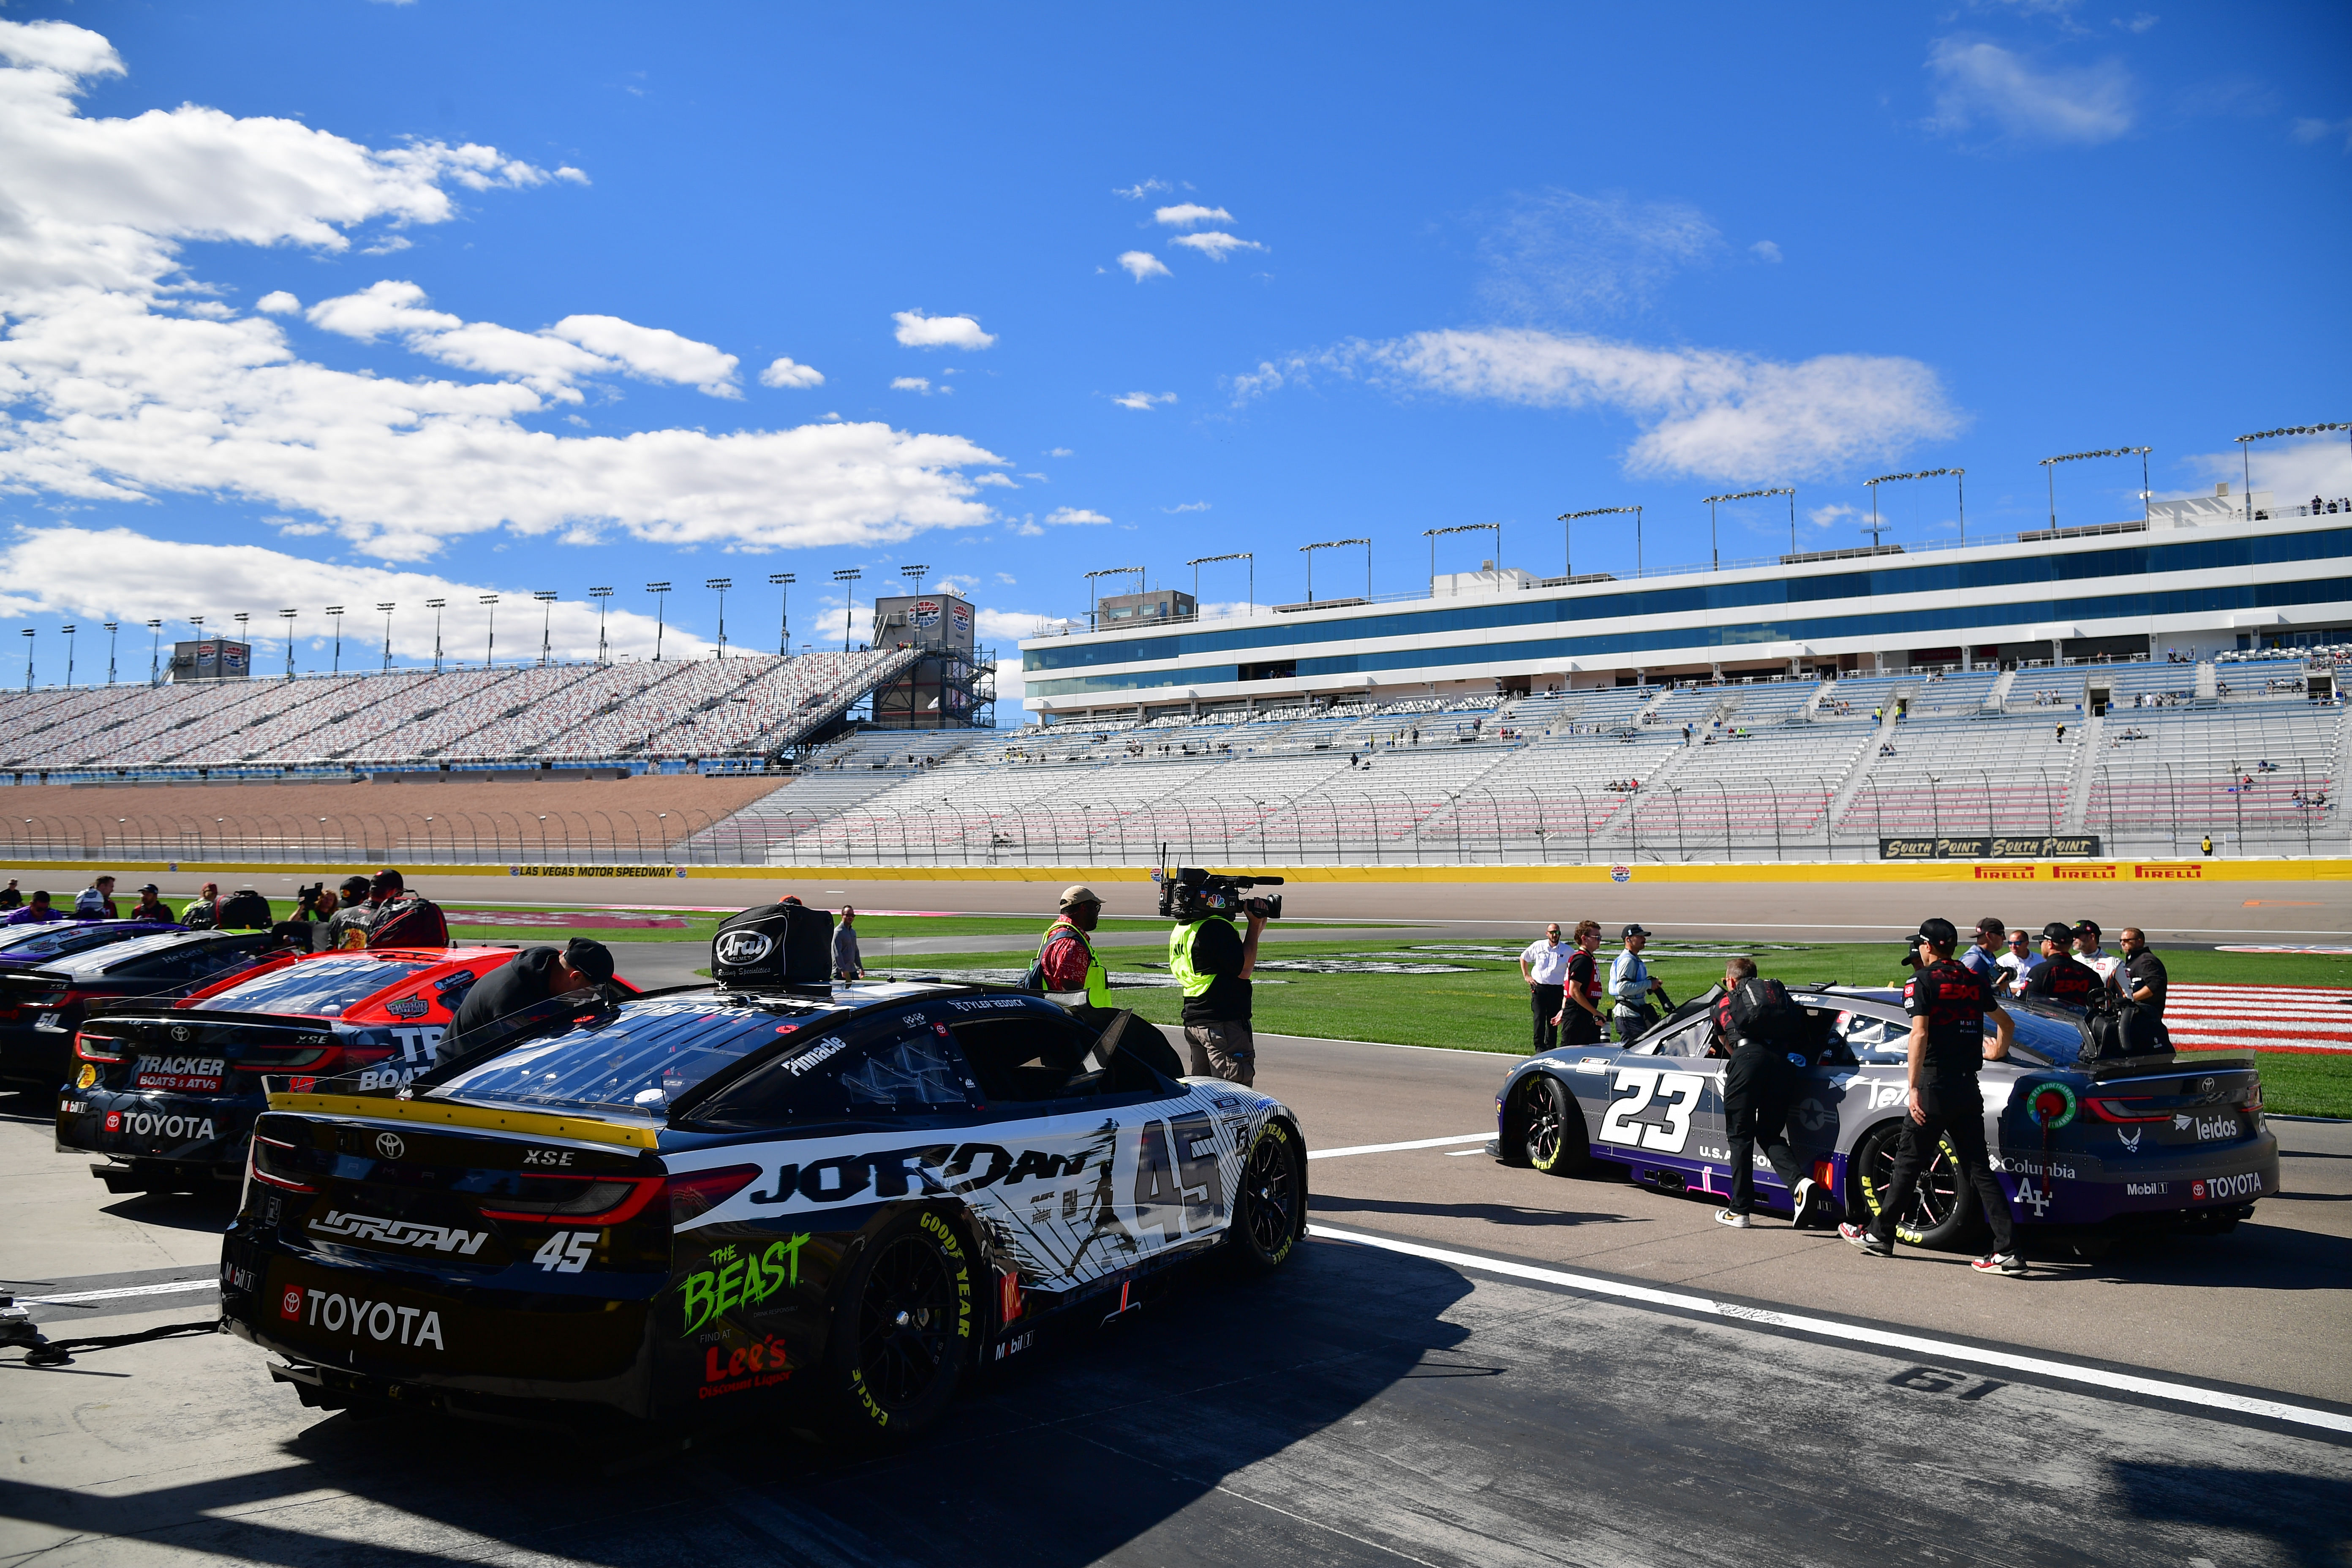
[[1241, 1132, 1296, 1254], [856, 1233, 955, 1409], [1867, 1130, 1960, 1233], [1523, 1079, 1561, 1165]]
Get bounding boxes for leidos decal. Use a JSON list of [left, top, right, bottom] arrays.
[[677, 1236, 811, 1334], [279, 1284, 445, 1349], [309, 1210, 490, 1255]]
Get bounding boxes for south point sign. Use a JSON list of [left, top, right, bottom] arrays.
[[1878, 835, 2103, 861]]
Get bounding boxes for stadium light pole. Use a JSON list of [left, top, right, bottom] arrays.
[[2234, 423, 2348, 523], [1185, 552, 1252, 619], [533, 591, 557, 666], [279, 609, 298, 679], [426, 598, 446, 673], [830, 569, 860, 652], [2039, 446, 2151, 531], [588, 588, 612, 664], [324, 607, 343, 675], [1700, 487, 1794, 567], [1559, 505, 1642, 579], [1300, 539, 1369, 604], [1423, 523, 1503, 589], [1081, 566, 1143, 629], [1862, 469, 1965, 547], [146, 619, 162, 685], [59, 625, 74, 690], [902, 564, 928, 597], [232, 612, 249, 671], [376, 604, 395, 671], [705, 577, 732, 659], [479, 595, 498, 669], [20, 628, 33, 693], [646, 582, 671, 661], [102, 622, 118, 686], [768, 573, 793, 656]]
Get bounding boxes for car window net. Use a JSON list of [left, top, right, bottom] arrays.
[[429, 1001, 806, 1117], [193, 956, 431, 1016]]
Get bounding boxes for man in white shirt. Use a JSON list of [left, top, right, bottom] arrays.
[[1995, 927, 2034, 993], [1608, 923, 1667, 1042], [1520, 923, 1572, 1051], [2073, 920, 2120, 984]]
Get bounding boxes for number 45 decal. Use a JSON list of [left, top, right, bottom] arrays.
[[1598, 1068, 1704, 1153], [531, 1231, 596, 1274]]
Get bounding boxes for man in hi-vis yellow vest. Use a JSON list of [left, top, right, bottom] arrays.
[[1035, 885, 1114, 1025], [1168, 896, 1267, 1085]]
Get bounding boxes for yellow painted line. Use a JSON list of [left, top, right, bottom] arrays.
[[263, 1092, 659, 1149]]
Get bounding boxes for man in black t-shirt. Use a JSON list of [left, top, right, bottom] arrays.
[[449, 939, 617, 1052], [1555, 919, 1608, 1046], [1170, 905, 1266, 1085], [1843, 916, 2026, 1276], [2021, 921, 2101, 1007], [2114, 927, 2167, 1013]]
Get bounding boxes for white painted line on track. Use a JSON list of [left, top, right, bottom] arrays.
[[1308, 1133, 1493, 1160], [1307, 1224, 2352, 1437], [18, 1278, 218, 1307]]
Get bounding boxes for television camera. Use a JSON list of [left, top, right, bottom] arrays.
[[1156, 863, 1284, 923]]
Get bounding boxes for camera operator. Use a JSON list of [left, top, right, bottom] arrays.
[[1607, 924, 1666, 1041], [1168, 891, 1268, 1086], [1520, 923, 1571, 1052], [1841, 916, 2025, 1276]]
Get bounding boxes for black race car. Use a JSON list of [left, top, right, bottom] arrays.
[[219, 980, 1306, 1446], [1, 930, 280, 1092], [0, 918, 184, 973]]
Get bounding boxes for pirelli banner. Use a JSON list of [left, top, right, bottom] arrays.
[[1878, 835, 2103, 861]]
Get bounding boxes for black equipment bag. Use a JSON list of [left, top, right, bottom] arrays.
[[2079, 991, 2171, 1063], [1728, 976, 1803, 1048], [269, 920, 317, 954], [366, 895, 450, 950], [215, 888, 273, 931], [711, 902, 835, 989]]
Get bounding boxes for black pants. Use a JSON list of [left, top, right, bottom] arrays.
[[1529, 985, 1564, 1051], [1723, 1046, 1805, 1215], [1868, 1078, 2017, 1253], [1560, 1004, 1603, 1046]]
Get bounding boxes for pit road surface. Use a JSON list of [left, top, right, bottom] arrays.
[[3, 1033, 2347, 1567]]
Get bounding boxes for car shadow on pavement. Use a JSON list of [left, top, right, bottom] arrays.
[[1310, 1191, 1648, 1228], [0, 1239, 1479, 1568], [96, 1192, 239, 1233], [2028, 1220, 2352, 1292], [2110, 1461, 2352, 1567], [0, 1089, 53, 1126]]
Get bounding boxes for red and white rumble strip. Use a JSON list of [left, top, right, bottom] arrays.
[[2161, 984, 2352, 1054]]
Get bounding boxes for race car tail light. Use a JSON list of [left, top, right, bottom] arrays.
[[73, 1031, 128, 1063], [665, 1165, 762, 1227], [2244, 1081, 2262, 1115], [2085, 1096, 2171, 1124], [249, 1133, 318, 1194], [479, 1173, 666, 1225]]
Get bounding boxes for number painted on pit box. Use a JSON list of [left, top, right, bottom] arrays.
[[531, 1230, 596, 1274], [1597, 1068, 1704, 1153]]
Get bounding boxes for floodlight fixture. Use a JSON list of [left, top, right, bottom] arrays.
[[1559, 506, 1640, 576], [2038, 446, 2151, 529]]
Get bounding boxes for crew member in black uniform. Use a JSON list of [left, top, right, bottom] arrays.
[[1555, 919, 1608, 1046], [2020, 921, 2101, 1006], [1843, 916, 2027, 1276], [449, 939, 617, 1050]]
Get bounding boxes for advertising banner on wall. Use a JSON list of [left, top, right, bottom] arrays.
[[1879, 835, 2103, 860]]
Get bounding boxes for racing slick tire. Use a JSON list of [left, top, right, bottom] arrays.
[[1852, 1118, 1977, 1250], [818, 1209, 975, 1450], [1227, 1119, 1305, 1274], [1520, 1075, 1591, 1177]]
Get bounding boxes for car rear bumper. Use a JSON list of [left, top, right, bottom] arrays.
[[57, 1087, 256, 1171], [1989, 1132, 2283, 1227]]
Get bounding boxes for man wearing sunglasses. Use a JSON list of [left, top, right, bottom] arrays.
[[1994, 926, 2035, 994]]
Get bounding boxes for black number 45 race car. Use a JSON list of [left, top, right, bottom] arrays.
[[218, 980, 1306, 1446]]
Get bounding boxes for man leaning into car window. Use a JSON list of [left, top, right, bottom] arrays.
[[449, 939, 617, 1052], [1843, 917, 2025, 1277]]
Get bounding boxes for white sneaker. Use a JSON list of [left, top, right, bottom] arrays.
[[1714, 1209, 1750, 1229]]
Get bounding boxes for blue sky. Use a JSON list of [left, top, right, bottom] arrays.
[[0, 3, 2347, 701]]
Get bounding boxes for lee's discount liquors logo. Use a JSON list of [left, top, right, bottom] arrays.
[[279, 1284, 445, 1350]]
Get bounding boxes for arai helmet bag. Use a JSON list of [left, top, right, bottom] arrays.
[[215, 887, 274, 930], [366, 895, 449, 950], [711, 902, 834, 988], [1727, 976, 1802, 1048]]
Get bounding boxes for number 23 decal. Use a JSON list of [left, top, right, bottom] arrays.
[[1597, 1068, 1704, 1153]]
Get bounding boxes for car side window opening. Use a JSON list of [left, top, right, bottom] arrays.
[[952, 1011, 1115, 1102], [1649, 1017, 1716, 1059], [838, 1019, 975, 1112]]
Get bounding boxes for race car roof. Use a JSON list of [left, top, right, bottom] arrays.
[[33, 929, 257, 977]]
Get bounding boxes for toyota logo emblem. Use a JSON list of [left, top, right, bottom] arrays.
[[2197, 1077, 2215, 1094], [374, 1132, 406, 1160], [715, 930, 774, 965], [169, 1025, 192, 1043]]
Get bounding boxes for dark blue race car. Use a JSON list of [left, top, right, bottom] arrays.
[[0, 918, 183, 972], [0, 929, 280, 1091]]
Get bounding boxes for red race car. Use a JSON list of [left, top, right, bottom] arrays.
[[61, 946, 638, 1196]]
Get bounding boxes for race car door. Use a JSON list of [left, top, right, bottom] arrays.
[[1597, 1006, 1723, 1172]]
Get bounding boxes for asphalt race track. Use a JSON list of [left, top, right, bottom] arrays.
[[5, 1030, 2349, 1567]]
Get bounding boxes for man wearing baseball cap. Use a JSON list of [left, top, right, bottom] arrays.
[[2021, 921, 2101, 1006], [1842, 916, 2025, 1276], [1606, 924, 1667, 1042], [450, 938, 618, 1051], [128, 883, 171, 923], [1033, 885, 1113, 1023]]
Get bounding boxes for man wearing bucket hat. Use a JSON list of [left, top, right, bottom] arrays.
[[1032, 884, 1114, 1024], [1841, 915, 2026, 1276]]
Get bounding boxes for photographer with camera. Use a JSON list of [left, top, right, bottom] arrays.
[[1162, 867, 1279, 1086]]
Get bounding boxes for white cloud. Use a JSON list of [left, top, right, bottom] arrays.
[[1153, 204, 1232, 227], [1925, 38, 2134, 144], [892, 310, 995, 351], [1044, 507, 1111, 526], [1112, 179, 1173, 200], [1750, 240, 1783, 263], [1162, 501, 1210, 513], [758, 355, 824, 389], [1046, 447, 1073, 457], [994, 572, 1016, 585], [1232, 329, 1962, 483], [1478, 188, 1719, 321], [0, 24, 1007, 560], [1806, 503, 1860, 528], [891, 376, 935, 394], [1110, 391, 1177, 411], [2182, 435, 2352, 508], [2118, 12, 2159, 33], [973, 472, 1017, 487], [1169, 231, 1263, 261], [1117, 250, 1172, 282], [256, 290, 301, 314], [2290, 116, 2352, 153], [0, 525, 704, 659]]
